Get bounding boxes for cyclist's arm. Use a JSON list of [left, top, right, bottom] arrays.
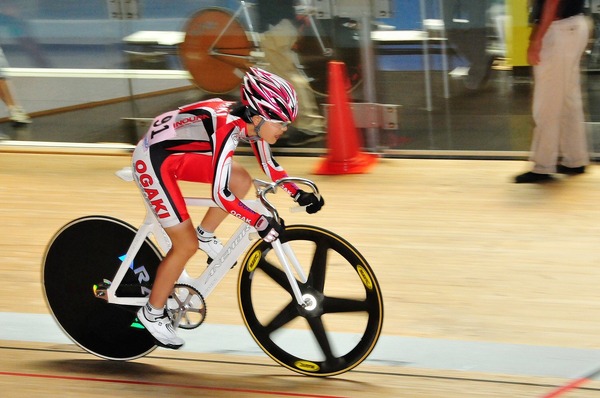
[[250, 140, 299, 196], [211, 123, 262, 226]]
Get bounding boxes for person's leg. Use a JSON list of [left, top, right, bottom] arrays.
[[0, 78, 16, 107], [132, 146, 195, 348], [529, 24, 563, 175], [137, 220, 196, 348], [148, 219, 197, 309], [442, 0, 492, 89], [0, 46, 31, 124], [559, 16, 589, 169], [0, 80, 31, 123]]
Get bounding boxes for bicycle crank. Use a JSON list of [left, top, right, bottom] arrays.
[[167, 284, 206, 329]]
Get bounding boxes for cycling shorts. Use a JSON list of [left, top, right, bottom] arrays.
[[132, 142, 213, 228]]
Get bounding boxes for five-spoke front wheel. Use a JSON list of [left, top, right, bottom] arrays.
[[238, 225, 383, 377]]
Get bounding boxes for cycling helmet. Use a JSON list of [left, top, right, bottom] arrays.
[[240, 67, 298, 123]]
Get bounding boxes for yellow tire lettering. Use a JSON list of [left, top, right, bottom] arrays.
[[246, 250, 262, 272], [356, 265, 373, 290], [294, 360, 320, 372]]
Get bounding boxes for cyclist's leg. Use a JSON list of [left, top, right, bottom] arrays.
[[148, 219, 197, 309], [137, 219, 196, 348], [132, 147, 199, 347]]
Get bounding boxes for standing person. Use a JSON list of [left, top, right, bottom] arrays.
[[515, 0, 588, 183], [442, 0, 493, 90], [256, 0, 325, 145], [0, 45, 31, 125], [133, 68, 324, 348]]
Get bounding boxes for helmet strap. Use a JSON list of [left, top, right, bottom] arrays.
[[239, 116, 264, 143], [254, 117, 266, 136]]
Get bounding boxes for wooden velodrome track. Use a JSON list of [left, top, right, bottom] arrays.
[[2, 148, 600, 397]]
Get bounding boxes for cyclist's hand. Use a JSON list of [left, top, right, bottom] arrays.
[[294, 190, 324, 214], [255, 215, 284, 243]]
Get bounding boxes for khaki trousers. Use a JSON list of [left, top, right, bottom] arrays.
[[530, 15, 589, 173]]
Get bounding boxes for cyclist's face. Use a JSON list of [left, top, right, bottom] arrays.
[[250, 116, 289, 145]]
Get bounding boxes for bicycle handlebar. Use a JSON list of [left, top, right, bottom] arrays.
[[253, 177, 320, 222]]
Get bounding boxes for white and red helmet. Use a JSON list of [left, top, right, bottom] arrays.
[[241, 67, 298, 123]]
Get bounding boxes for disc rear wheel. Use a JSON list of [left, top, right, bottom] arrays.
[[43, 216, 162, 360]]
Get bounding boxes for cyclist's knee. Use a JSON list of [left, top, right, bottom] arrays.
[[166, 220, 199, 259], [171, 236, 198, 259]]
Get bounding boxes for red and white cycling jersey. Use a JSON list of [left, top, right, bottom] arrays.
[[132, 98, 298, 228]]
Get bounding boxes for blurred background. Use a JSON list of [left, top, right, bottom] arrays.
[[0, 0, 599, 158]]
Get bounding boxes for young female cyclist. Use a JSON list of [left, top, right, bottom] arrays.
[[131, 67, 325, 348]]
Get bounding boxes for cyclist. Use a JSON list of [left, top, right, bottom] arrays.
[[132, 67, 324, 348]]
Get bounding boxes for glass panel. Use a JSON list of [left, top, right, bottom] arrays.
[[0, 0, 597, 161]]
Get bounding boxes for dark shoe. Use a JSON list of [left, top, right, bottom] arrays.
[[514, 171, 554, 183], [556, 165, 585, 175]]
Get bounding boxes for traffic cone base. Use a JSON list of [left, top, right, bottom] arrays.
[[314, 152, 378, 175], [314, 61, 378, 175]]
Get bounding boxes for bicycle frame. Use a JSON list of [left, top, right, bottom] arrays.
[[104, 168, 311, 308]]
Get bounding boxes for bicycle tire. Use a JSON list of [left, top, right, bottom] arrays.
[[42, 216, 162, 360], [180, 7, 252, 94], [238, 225, 383, 377]]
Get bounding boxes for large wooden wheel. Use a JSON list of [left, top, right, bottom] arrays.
[[180, 8, 252, 94]]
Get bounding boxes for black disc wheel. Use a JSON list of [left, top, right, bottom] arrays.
[[43, 216, 163, 360], [238, 225, 383, 376]]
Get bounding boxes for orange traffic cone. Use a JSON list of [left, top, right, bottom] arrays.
[[314, 61, 378, 175]]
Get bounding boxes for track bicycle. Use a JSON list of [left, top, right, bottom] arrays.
[[178, 1, 361, 96], [42, 168, 383, 377]]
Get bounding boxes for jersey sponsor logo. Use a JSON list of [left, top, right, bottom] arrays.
[[237, 201, 253, 212], [134, 160, 171, 219], [230, 209, 252, 224], [173, 114, 209, 129]]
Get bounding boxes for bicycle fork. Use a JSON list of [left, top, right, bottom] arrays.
[[271, 239, 310, 307]]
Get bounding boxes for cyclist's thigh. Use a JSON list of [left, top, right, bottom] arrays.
[[132, 147, 208, 228], [175, 153, 213, 183]]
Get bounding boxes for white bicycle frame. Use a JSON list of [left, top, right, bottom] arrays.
[[105, 167, 313, 308]]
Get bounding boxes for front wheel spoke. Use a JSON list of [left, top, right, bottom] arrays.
[[259, 259, 295, 296], [307, 241, 329, 291], [322, 296, 370, 314], [306, 316, 335, 361], [264, 301, 298, 334]]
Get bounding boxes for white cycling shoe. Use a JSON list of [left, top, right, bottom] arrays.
[[137, 307, 184, 349], [197, 227, 223, 263]]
